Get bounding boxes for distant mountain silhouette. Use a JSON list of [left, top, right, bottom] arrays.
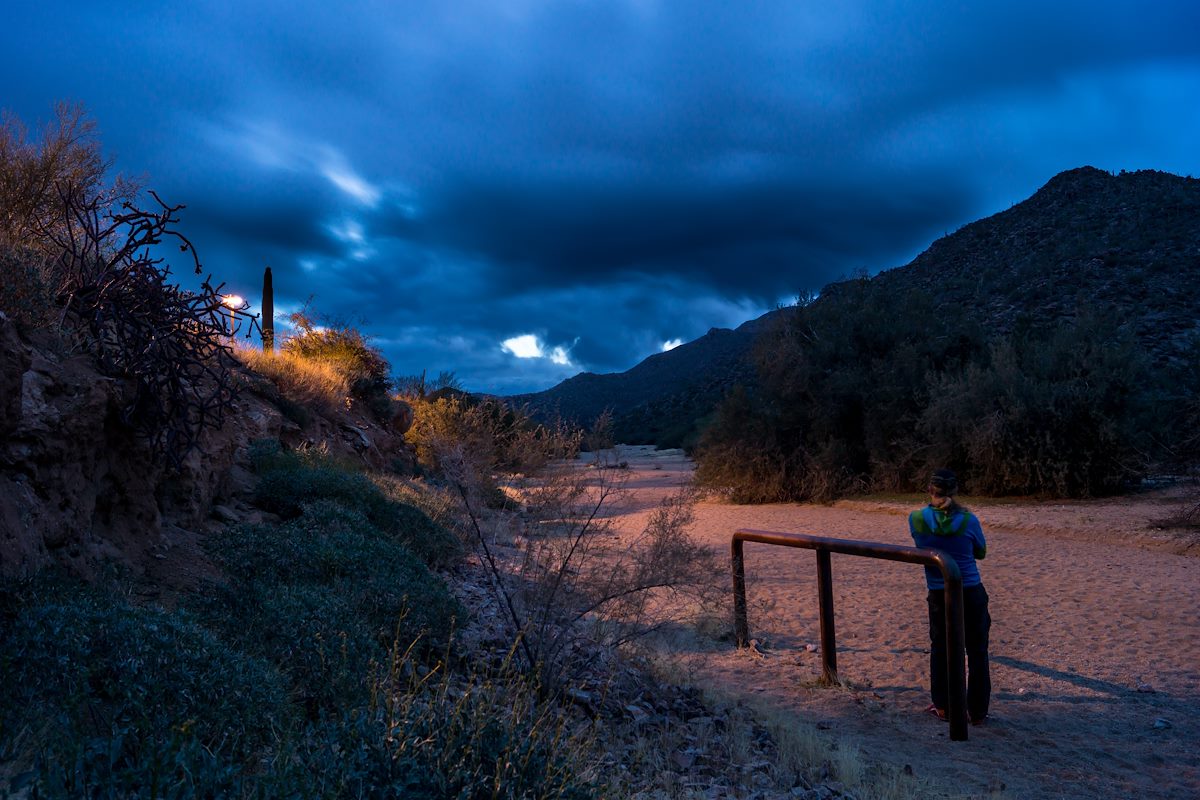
[[508, 309, 786, 446], [512, 167, 1200, 446]]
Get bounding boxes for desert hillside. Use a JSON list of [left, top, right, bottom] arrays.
[[517, 168, 1200, 464]]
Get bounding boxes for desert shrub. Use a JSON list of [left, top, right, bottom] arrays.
[[1158, 334, 1200, 467], [394, 369, 463, 400], [0, 105, 235, 468], [434, 413, 717, 687], [283, 308, 393, 419], [406, 392, 574, 485], [695, 276, 1154, 499], [234, 343, 351, 417], [283, 649, 596, 800], [694, 385, 807, 502], [0, 575, 292, 796], [920, 316, 1148, 496], [198, 501, 462, 715], [0, 245, 56, 329], [370, 473, 470, 539], [0, 102, 133, 251], [252, 445, 463, 568]]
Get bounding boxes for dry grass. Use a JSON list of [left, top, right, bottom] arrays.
[[233, 343, 351, 415], [644, 653, 942, 800]]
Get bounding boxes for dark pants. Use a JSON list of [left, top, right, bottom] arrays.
[[927, 583, 991, 720]]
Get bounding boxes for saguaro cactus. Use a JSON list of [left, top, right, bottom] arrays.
[[262, 266, 274, 352]]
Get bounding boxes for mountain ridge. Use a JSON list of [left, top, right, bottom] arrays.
[[512, 166, 1200, 446]]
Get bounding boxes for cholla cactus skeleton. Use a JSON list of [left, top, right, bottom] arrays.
[[42, 185, 244, 469]]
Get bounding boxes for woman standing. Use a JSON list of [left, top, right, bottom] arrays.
[[909, 468, 991, 725]]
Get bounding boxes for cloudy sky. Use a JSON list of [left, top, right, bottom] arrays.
[[5, 1, 1199, 393]]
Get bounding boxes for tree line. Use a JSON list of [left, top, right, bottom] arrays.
[[694, 277, 1198, 501]]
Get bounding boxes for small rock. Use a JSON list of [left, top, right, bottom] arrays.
[[211, 504, 240, 524], [805, 643, 819, 652], [1153, 718, 1172, 730], [1136, 681, 1156, 693]]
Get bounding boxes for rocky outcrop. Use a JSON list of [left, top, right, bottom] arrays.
[[0, 317, 415, 579]]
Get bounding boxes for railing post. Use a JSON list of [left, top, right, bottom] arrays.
[[816, 548, 838, 685], [732, 529, 972, 742], [943, 573, 968, 741], [732, 537, 749, 648]]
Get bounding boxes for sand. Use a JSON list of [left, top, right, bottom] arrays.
[[600, 446, 1200, 800]]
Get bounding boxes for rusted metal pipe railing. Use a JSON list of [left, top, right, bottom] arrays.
[[732, 529, 969, 742]]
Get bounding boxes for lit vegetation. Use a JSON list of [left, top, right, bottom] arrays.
[[233, 344, 352, 416]]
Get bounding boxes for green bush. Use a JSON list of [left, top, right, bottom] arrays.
[[289, 658, 595, 800], [198, 501, 463, 714], [369, 474, 468, 539], [0, 576, 292, 797], [920, 317, 1148, 496], [694, 386, 806, 503], [252, 445, 463, 569]]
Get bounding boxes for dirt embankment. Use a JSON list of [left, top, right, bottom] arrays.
[[608, 446, 1200, 800], [0, 312, 413, 582]]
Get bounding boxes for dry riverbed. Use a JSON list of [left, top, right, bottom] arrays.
[[599, 446, 1200, 800]]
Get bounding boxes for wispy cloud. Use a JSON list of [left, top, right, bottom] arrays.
[[501, 333, 575, 367], [204, 118, 381, 206]]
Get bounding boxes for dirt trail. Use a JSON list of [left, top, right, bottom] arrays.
[[605, 446, 1200, 800]]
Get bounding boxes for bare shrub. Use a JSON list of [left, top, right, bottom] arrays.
[[44, 187, 237, 469], [432, 410, 718, 686], [1, 104, 237, 468], [0, 102, 137, 251], [1, 103, 139, 327], [394, 369, 463, 399]]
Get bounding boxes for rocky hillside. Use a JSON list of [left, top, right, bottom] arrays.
[[513, 167, 1200, 447], [865, 166, 1200, 365], [0, 312, 414, 579]]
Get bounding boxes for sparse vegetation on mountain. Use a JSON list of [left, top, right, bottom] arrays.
[[690, 168, 1200, 498], [520, 168, 1200, 498], [512, 315, 777, 450]]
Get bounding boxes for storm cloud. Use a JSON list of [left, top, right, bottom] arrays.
[[4, 1, 1199, 391]]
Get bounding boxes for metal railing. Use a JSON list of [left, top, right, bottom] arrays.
[[731, 528, 969, 741]]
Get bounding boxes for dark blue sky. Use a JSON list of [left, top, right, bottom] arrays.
[[5, 1, 1199, 393]]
